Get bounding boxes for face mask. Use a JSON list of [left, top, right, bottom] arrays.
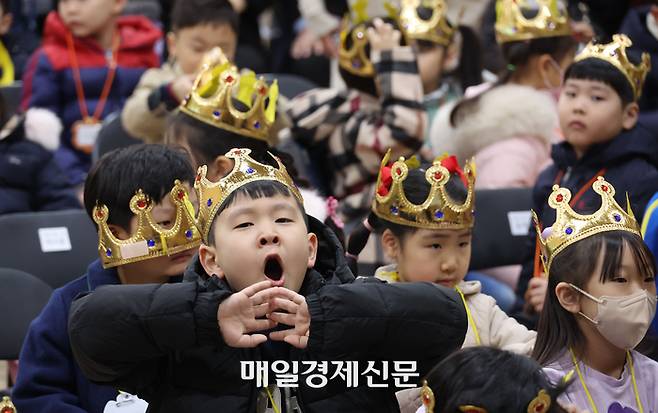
[[570, 283, 657, 350], [542, 58, 564, 103]]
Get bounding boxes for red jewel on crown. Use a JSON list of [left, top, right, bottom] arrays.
[[556, 194, 564, 203], [396, 167, 402, 176], [96, 209, 104, 219], [434, 171, 443, 180], [177, 190, 185, 201], [137, 199, 148, 209], [259, 86, 267, 95], [602, 185, 608, 192]]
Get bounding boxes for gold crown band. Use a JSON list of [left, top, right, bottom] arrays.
[[495, 0, 571, 44], [399, 0, 454, 46]]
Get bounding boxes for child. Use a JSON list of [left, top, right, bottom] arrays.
[[121, 0, 239, 144], [533, 178, 658, 412], [67, 147, 469, 412], [429, 0, 576, 189], [20, 0, 161, 186], [348, 150, 535, 352], [286, 13, 426, 273], [397, 0, 483, 154], [12, 144, 200, 413], [417, 347, 574, 413], [517, 34, 658, 325]]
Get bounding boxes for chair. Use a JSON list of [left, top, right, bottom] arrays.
[[261, 73, 317, 99], [0, 82, 23, 119], [0, 268, 52, 359], [91, 112, 141, 164], [0, 209, 98, 289], [470, 187, 534, 270]]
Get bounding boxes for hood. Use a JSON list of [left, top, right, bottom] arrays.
[[42, 11, 161, 53], [432, 84, 558, 162], [183, 215, 354, 286], [552, 123, 658, 170]]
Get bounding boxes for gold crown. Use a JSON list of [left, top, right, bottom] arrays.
[[0, 396, 16, 413], [194, 148, 303, 243], [93, 180, 201, 269], [398, 0, 454, 46], [574, 34, 651, 100], [372, 150, 476, 230], [180, 47, 279, 141], [534, 177, 640, 274], [495, 0, 571, 44]]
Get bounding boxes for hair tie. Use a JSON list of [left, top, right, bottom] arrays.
[[325, 197, 344, 229], [345, 252, 358, 260], [507, 63, 517, 72], [363, 218, 374, 232]]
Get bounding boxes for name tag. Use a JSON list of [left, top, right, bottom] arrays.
[[103, 392, 148, 413], [72, 119, 102, 154]]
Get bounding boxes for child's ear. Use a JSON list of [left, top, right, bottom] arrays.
[[166, 32, 178, 60], [207, 156, 234, 181], [306, 233, 318, 268], [555, 281, 581, 314], [621, 102, 639, 129], [199, 244, 225, 278], [381, 229, 401, 260]]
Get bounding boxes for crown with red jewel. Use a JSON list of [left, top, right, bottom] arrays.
[[1, 396, 17, 413], [93, 180, 201, 268], [179, 47, 279, 141], [372, 149, 476, 230], [534, 177, 640, 274], [194, 148, 303, 244]]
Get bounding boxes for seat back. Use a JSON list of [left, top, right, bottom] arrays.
[[92, 112, 141, 164], [0, 268, 52, 359], [0, 209, 98, 288]]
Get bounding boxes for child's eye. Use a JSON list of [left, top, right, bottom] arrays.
[[234, 222, 253, 229], [591, 95, 604, 102], [429, 244, 442, 249], [645, 276, 655, 282], [565, 91, 576, 98], [275, 217, 293, 223], [613, 277, 627, 283], [459, 242, 470, 248]]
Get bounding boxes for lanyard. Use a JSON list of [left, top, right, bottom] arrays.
[[65, 30, 119, 122], [533, 167, 607, 277], [569, 348, 644, 413], [455, 285, 481, 345]]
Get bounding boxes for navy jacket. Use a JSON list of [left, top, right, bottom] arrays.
[[21, 12, 161, 185], [620, 5, 658, 133], [12, 260, 121, 413], [68, 217, 468, 413], [515, 124, 658, 319], [0, 116, 80, 214]]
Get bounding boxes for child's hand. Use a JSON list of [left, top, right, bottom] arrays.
[[170, 74, 196, 102], [267, 288, 311, 349], [217, 280, 278, 348], [524, 277, 548, 314], [367, 18, 402, 52]]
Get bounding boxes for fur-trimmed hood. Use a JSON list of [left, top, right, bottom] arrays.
[[429, 84, 559, 162]]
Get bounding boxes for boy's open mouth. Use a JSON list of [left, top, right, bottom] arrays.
[[264, 255, 284, 282]]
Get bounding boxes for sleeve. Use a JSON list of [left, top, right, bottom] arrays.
[[120, 67, 178, 143], [627, 165, 658, 222], [286, 87, 349, 145], [474, 137, 550, 189], [12, 292, 90, 413], [641, 193, 658, 258], [350, 47, 426, 173], [20, 49, 61, 115], [33, 154, 81, 211], [68, 282, 230, 391], [486, 297, 536, 356], [306, 281, 467, 376]]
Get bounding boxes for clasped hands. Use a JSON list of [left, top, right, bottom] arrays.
[[217, 280, 310, 349]]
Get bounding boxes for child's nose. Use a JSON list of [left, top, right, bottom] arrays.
[[259, 233, 280, 246], [440, 257, 456, 273]]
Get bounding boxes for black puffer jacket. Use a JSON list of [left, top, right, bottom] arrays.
[[69, 217, 467, 413]]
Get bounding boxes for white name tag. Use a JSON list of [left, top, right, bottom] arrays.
[[119, 240, 149, 260], [38, 227, 72, 252], [75, 122, 102, 147], [104, 392, 148, 413], [507, 211, 532, 236]]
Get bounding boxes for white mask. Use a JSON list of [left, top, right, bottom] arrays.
[[570, 283, 657, 350]]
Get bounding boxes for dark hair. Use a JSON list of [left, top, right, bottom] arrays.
[[533, 230, 656, 365], [338, 17, 406, 97], [207, 180, 308, 245], [451, 35, 576, 127], [170, 0, 238, 33], [0, 0, 10, 15], [345, 165, 467, 273], [83, 144, 195, 231], [564, 57, 636, 105], [424, 347, 571, 413]]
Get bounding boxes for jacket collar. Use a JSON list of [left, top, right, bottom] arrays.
[[85, 259, 120, 291]]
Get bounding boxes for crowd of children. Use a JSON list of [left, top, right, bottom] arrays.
[[3, 0, 658, 412]]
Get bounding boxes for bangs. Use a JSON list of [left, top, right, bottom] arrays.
[[565, 58, 635, 104], [598, 231, 656, 283]]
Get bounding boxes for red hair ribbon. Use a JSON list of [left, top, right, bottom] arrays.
[[377, 164, 393, 196], [440, 155, 468, 187]]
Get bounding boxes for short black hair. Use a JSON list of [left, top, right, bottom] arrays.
[[84, 144, 195, 231], [170, 0, 238, 34], [207, 180, 308, 245], [564, 57, 637, 105], [166, 111, 270, 168], [0, 0, 10, 15]]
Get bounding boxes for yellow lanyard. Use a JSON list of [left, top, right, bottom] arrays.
[[455, 285, 481, 345], [0, 39, 14, 85], [569, 348, 644, 413]]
